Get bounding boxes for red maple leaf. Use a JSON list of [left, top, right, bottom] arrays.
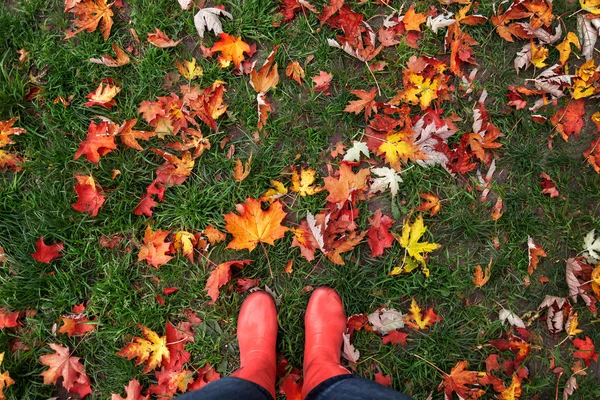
[[137, 226, 173, 269], [72, 174, 105, 216], [381, 330, 408, 346], [344, 87, 378, 121], [550, 100, 586, 142], [204, 260, 251, 304], [58, 304, 96, 337], [438, 361, 484, 400], [573, 336, 598, 366], [112, 378, 149, 400], [366, 210, 394, 257], [133, 194, 158, 217], [74, 121, 117, 164], [0, 308, 19, 329], [40, 343, 92, 398], [374, 372, 392, 387], [31, 237, 64, 263], [280, 372, 302, 400]]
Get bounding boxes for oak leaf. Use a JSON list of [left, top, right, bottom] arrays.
[[224, 198, 289, 251], [205, 260, 251, 303], [367, 210, 394, 257], [90, 44, 130, 67], [72, 174, 105, 216], [31, 237, 64, 263], [65, 0, 114, 40], [74, 121, 117, 164], [84, 82, 120, 108], [396, 214, 440, 267], [210, 33, 251, 69], [137, 226, 173, 268], [117, 326, 170, 373], [58, 304, 96, 337], [344, 88, 377, 121], [147, 28, 181, 48], [40, 343, 92, 398], [112, 378, 149, 400], [291, 167, 322, 196], [405, 298, 441, 330], [286, 61, 305, 84], [323, 163, 370, 203]]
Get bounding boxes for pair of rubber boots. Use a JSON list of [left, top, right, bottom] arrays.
[[230, 287, 349, 399]]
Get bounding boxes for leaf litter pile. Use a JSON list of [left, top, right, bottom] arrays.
[[1, 0, 600, 399]]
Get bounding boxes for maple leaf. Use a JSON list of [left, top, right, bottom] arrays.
[[118, 119, 154, 151], [134, 194, 158, 217], [0, 117, 25, 148], [344, 88, 377, 121], [257, 92, 272, 131], [374, 372, 392, 387], [176, 58, 203, 80], [72, 174, 105, 216], [31, 237, 64, 263], [402, 7, 427, 31], [418, 193, 441, 216], [405, 298, 441, 330], [342, 332, 360, 362], [550, 100, 586, 142], [0, 352, 15, 400], [147, 28, 181, 48], [204, 225, 226, 245], [153, 149, 195, 184], [472, 259, 492, 287], [370, 167, 403, 198], [403, 73, 440, 109], [232, 155, 252, 182], [313, 71, 333, 94], [137, 226, 173, 268], [565, 312, 583, 338], [90, 44, 130, 67], [250, 46, 280, 93], [117, 325, 170, 373], [111, 378, 149, 400], [367, 307, 405, 333], [210, 33, 251, 69], [583, 229, 600, 263], [74, 121, 117, 164], [286, 61, 305, 84], [397, 214, 440, 267], [291, 167, 322, 196], [381, 330, 408, 346], [40, 343, 92, 398], [194, 7, 232, 38], [573, 336, 598, 366], [224, 198, 289, 251], [581, 0, 600, 14], [342, 141, 369, 163], [527, 236, 547, 275], [204, 260, 251, 303], [174, 231, 196, 262], [556, 32, 581, 65], [438, 361, 483, 400], [378, 132, 425, 171], [84, 82, 120, 108], [498, 374, 522, 400], [0, 309, 19, 329], [323, 163, 370, 203], [367, 210, 395, 257], [58, 304, 96, 337], [280, 372, 302, 400], [65, 0, 114, 40]]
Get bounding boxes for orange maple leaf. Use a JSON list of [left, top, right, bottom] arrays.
[[85, 82, 120, 108], [58, 304, 96, 337], [65, 0, 114, 40], [286, 61, 305, 85], [40, 343, 92, 398], [118, 119, 154, 151], [205, 260, 251, 303], [323, 163, 370, 203], [117, 326, 170, 374], [550, 100, 585, 142], [210, 33, 251, 69], [344, 87, 377, 121], [232, 155, 252, 182], [204, 225, 226, 245], [527, 236, 547, 275], [147, 28, 181, 48], [250, 46, 279, 93], [438, 361, 484, 400], [74, 121, 118, 164], [402, 7, 427, 31], [90, 43, 130, 67], [224, 198, 289, 251], [137, 226, 173, 269], [418, 193, 441, 216], [472, 259, 492, 287], [0, 352, 15, 399]]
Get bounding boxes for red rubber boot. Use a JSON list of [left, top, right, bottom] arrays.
[[302, 287, 350, 399], [230, 291, 278, 399]]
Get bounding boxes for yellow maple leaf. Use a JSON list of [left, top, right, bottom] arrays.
[[291, 167, 323, 196], [174, 231, 196, 262], [405, 298, 441, 330], [580, 0, 600, 14], [117, 326, 170, 374], [84, 82, 120, 108], [566, 312, 584, 337], [210, 33, 251, 69], [377, 132, 424, 171], [260, 179, 288, 203], [396, 214, 440, 266], [403, 74, 440, 109], [0, 352, 15, 400], [224, 198, 289, 251], [555, 32, 581, 65], [498, 374, 522, 400], [530, 41, 548, 68], [176, 58, 203, 80]]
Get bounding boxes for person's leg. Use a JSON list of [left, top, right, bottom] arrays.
[[302, 287, 352, 399], [176, 291, 278, 400], [305, 375, 415, 400]]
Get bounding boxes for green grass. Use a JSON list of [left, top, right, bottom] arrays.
[[1, 0, 600, 399]]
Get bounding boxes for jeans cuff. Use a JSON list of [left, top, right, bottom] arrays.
[[305, 374, 355, 400]]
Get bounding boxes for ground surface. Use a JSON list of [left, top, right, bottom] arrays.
[[0, 0, 599, 399]]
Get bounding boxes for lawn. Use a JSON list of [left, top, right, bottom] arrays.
[[1, 0, 599, 399]]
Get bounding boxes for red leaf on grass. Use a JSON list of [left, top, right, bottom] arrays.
[[280, 372, 302, 400], [550, 100, 585, 142], [0, 309, 19, 329], [72, 174, 105, 216], [374, 372, 392, 387], [382, 330, 408, 346], [573, 336, 598, 366], [31, 237, 64, 263], [74, 121, 117, 164], [539, 173, 559, 198], [205, 260, 252, 303], [111, 378, 149, 400], [367, 210, 394, 257], [40, 343, 92, 399]]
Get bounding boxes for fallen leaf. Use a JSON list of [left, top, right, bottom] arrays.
[[176, 58, 203, 80], [173, 231, 196, 262], [573, 336, 598, 366], [147, 28, 181, 48], [341, 333, 360, 362], [438, 361, 483, 400], [90, 43, 130, 67], [473, 259, 492, 287], [550, 100, 586, 142], [194, 7, 233, 38], [210, 33, 251, 69], [499, 308, 526, 329], [291, 167, 322, 196], [250, 46, 279, 93], [418, 193, 441, 216], [344, 88, 377, 121], [367, 210, 394, 257], [117, 326, 170, 374], [204, 225, 226, 245], [65, 0, 114, 40], [405, 298, 441, 330], [367, 307, 405, 333], [31, 237, 64, 263], [313, 71, 333, 94], [58, 304, 96, 337], [84, 82, 120, 108], [527, 236, 547, 275], [374, 372, 392, 387], [286, 61, 305, 84], [74, 120, 117, 164], [117, 119, 154, 151], [396, 214, 440, 267], [224, 198, 289, 251], [205, 260, 251, 303], [0, 309, 19, 330], [539, 173, 559, 198], [137, 226, 173, 268], [232, 155, 252, 182], [72, 174, 105, 216], [0, 352, 15, 400], [40, 343, 92, 398], [342, 141, 370, 163], [111, 378, 149, 400], [370, 167, 403, 198], [323, 163, 370, 203], [381, 330, 408, 346]]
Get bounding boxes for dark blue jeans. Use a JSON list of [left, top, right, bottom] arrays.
[[176, 374, 415, 400]]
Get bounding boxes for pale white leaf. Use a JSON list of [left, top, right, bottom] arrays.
[[578, 14, 599, 61], [514, 43, 532, 74], [367, 307, 404, 333], [426, 13, 456, 34], [370, 167, 403, 198], [499, 308, 526, 329], [563, 376, 578, 400], [178, 0, 192, 10], [538, 295, 569, 333], [194, 7, 233, 38], [583, 229, 600, 263], [341, 333, 360, 362], [343, 141, 370, 162]]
